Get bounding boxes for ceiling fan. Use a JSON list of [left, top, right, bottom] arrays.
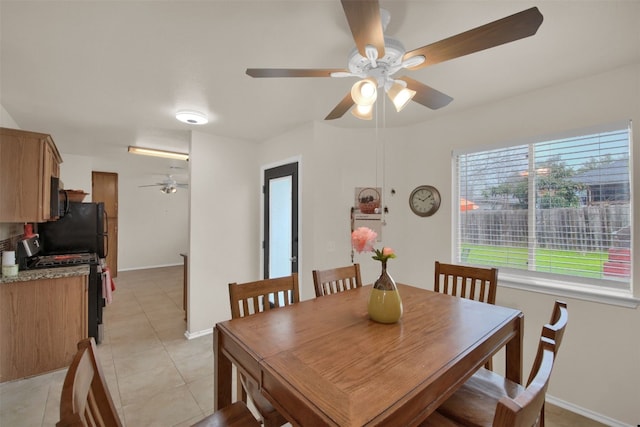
[[246, 0, 543, 120], [139, 175, 188, 194]]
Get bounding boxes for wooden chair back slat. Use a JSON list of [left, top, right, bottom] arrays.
[[434, 261, 498, 304], [312, 264, 362, 297], [57, 338, 123, 427], [229, 274, 299, 319], [493, 337, 556, 427], [527, 300, 568, 387]]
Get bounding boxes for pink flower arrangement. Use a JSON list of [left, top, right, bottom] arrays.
[[351, 227, 397, 262]]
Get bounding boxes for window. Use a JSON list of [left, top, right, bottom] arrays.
[[455, 122, 632, 294]]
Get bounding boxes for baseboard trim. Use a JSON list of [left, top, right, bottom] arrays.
[[547, 395, 633, 427], [184, 327, 213, 340], [118, 262, 182, 272]]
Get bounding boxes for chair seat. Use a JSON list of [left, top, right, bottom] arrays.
[[419, 410, 465, 426], [192, 402, 261, 427], [436, 367, 525, 427]]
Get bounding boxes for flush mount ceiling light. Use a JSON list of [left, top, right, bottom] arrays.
[[128, 146, 189, 161], [175, 110, 208, 125]]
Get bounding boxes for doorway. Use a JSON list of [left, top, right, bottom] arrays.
[[263, 162, 298, 279], [91, 171, 118, 277]]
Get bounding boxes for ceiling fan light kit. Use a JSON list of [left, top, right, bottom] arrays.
[[351, 78, 378, 106], [128, 146, 189, 161], [175, 110, 208, 125], [246, 1, 543, 121], [352, 104, 373, 120], [386, 80, 416, 112], [160, 186, 178, 194]]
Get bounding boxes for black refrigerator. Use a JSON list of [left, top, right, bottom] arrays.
[[38, 201, 108, 342], [38, 202, 108, 258]]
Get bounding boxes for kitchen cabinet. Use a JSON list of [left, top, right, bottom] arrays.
[[0, 127, 63, 222], [0, 272, 88, 382]]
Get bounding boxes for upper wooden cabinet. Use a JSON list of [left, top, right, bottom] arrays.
[[0, 127, 63, 223]]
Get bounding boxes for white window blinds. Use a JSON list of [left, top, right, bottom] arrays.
[[455, 123, 632, 290]]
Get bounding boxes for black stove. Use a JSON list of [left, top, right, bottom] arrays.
[[25, 252, 99, 269]]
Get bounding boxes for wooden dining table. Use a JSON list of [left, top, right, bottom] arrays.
[[214, 284, 523, 426]]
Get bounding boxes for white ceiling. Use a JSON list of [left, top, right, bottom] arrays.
[[1, 1, 639, 158]]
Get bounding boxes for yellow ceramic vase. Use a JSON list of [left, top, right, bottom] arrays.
[[367, 260, 403, 324]]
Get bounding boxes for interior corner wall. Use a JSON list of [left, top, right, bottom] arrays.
[[188, 131, 260, 334], [396, 63, 640, 426]]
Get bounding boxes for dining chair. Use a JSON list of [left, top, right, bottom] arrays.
[[57, 338, 259, 427], [426, 300, 569, 427], [228, 273, 300, 427], [434, 261, 498, 304], [434, 261, 499, 369], [419, 336, 557, 427], [312, 263, 362, 297]]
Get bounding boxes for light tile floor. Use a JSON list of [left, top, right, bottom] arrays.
[[0, 265, 606, 426]]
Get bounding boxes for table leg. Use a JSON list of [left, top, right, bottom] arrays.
[[214, 326, 232, 410], [505, 312, 524, 385]]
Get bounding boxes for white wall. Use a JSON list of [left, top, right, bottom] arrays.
[[258, 63, 640, 425], [60, 150, 189, 271], [187, 131, 259, 334]]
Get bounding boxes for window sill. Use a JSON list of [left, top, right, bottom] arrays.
[[498, 273, 639, 308]]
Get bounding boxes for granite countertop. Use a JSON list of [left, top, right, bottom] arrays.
[[0, 265, 90, 284]]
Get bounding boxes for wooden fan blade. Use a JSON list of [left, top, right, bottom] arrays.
[[403, 7, 543, 69], [341, 0, 385, 58], [398, 76, 453, 110], [325, 92, 355, 120], [246, 68, 348, 78]]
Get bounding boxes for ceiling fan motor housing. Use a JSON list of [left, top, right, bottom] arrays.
[[348, 36, 406, 87]]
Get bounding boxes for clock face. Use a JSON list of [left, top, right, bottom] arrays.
[[409, 185, 441, 217]]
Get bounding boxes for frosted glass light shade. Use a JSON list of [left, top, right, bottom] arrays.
[[386, 82, 416, 112], [351, 104, 373, 120], [351, 79, 378, 106]]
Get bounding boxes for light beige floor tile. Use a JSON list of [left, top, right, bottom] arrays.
[[43, 376, 64, 425], [164, 335, 213, 363], [174, 352, 214, 384], [113, 347, 176, 378], [107, 312, 153, 333], [121, 384, 201, 427], [186, 374, 214, 412], [117, 365, 185, 406], [154, 323, 188, 343], [0, 378, 48, 426], [149, 315, 187, 333], [109, 334, 165, 359]]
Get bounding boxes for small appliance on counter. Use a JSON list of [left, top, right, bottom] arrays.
[[2, 250, 18, 277]]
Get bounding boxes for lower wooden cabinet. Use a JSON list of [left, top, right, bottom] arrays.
[[0, 275, 87, 382]]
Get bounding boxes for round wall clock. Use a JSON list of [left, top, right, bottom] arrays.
[[409, 185, 441, 217]]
